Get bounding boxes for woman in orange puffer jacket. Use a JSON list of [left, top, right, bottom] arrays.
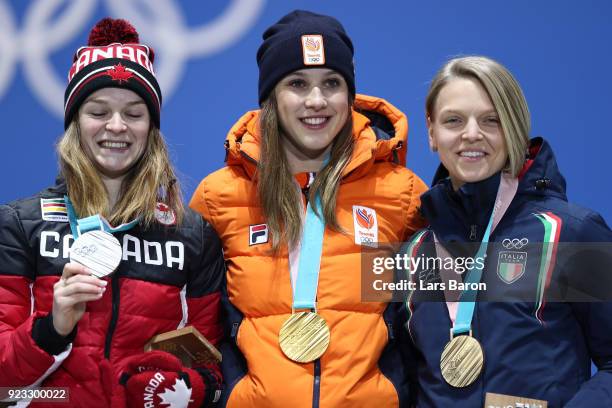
[[191, 10, 427, 408]]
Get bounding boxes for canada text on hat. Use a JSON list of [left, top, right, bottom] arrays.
[[68, 44, 154, 81], [63, 18, 162, 129]]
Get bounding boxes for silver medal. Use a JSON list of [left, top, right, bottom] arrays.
[[69, 230, 122, 278]]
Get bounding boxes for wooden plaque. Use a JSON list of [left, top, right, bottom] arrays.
[[145, 326, 221, 367], [484, 392, 548, 408]]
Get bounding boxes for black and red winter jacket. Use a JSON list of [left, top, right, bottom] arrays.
[[0, 180, 224, 407]]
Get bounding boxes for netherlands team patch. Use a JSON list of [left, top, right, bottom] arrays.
[[497, 251, 527, 284], [249, 224, 269, 246], [352, 205, 378, 248], [40, 198, 68, 222], [301, 34, 325, 65]]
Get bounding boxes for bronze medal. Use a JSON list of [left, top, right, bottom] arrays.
[[440, 335, 484, 387], [70, 230, 122, 278], [279, 311, 330, 363]]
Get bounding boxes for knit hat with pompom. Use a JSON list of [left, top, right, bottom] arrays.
[[64, 18, 161, 129]]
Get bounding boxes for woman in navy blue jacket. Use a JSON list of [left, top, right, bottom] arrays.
[[403, 56, 612, 407]]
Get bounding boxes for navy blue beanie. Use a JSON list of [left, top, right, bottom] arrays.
[[256, 10, 355, 105]]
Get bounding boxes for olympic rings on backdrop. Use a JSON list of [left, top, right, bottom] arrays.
[[0, 0, 265, 117]]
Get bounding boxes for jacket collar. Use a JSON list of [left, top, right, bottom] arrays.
[[42, 176, 68, 197], [420, 137, 568, 243], [421, 172, 500, 243], [517, 137, 567, 200], [222, 94, 409, 181]]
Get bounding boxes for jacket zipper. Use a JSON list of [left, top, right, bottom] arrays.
[[469, 224, 477, 241], [302, 173, 320, 408], [231, 322, 239, 339], [239, 150, 258, 166], [104, 273, 120, 359], [312, 359, 321, 408]]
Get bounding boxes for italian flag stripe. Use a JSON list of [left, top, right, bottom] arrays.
[[500, 262, 522, 280], [404, 229, 428, 336], [534, 212, 562, 325]]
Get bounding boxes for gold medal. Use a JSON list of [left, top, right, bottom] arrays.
[[440, 334, 484, 387], [279, 311, 330, 363]]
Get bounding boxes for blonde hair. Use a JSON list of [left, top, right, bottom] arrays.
[[57, 120, 184, 227], [425, 56, 530, 176], [258, 93, 354, 252]]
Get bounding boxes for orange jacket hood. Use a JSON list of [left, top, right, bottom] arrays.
[[223, 94, 409, 181]]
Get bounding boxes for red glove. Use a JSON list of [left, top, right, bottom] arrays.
[[118, 351, 205, 408]]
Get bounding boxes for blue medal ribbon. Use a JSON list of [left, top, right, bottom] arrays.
[[293, 193, 325, 310], [439, 174, 519, 336], [452, 214, 494, 335], [64, 195, 139, 238]]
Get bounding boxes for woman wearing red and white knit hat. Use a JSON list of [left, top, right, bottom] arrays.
[[0, 18, 223, 407]]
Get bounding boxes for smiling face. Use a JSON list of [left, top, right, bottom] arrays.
[[78, 88, 150, 180], [427, 77, 508, 189], [274, 68, 350, 167]]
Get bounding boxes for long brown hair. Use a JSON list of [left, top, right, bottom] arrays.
[[258, 93, 354, 252], [57, 120, 184, 227]]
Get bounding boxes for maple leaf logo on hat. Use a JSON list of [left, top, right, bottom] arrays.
[[107, 63, 134, 83]]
